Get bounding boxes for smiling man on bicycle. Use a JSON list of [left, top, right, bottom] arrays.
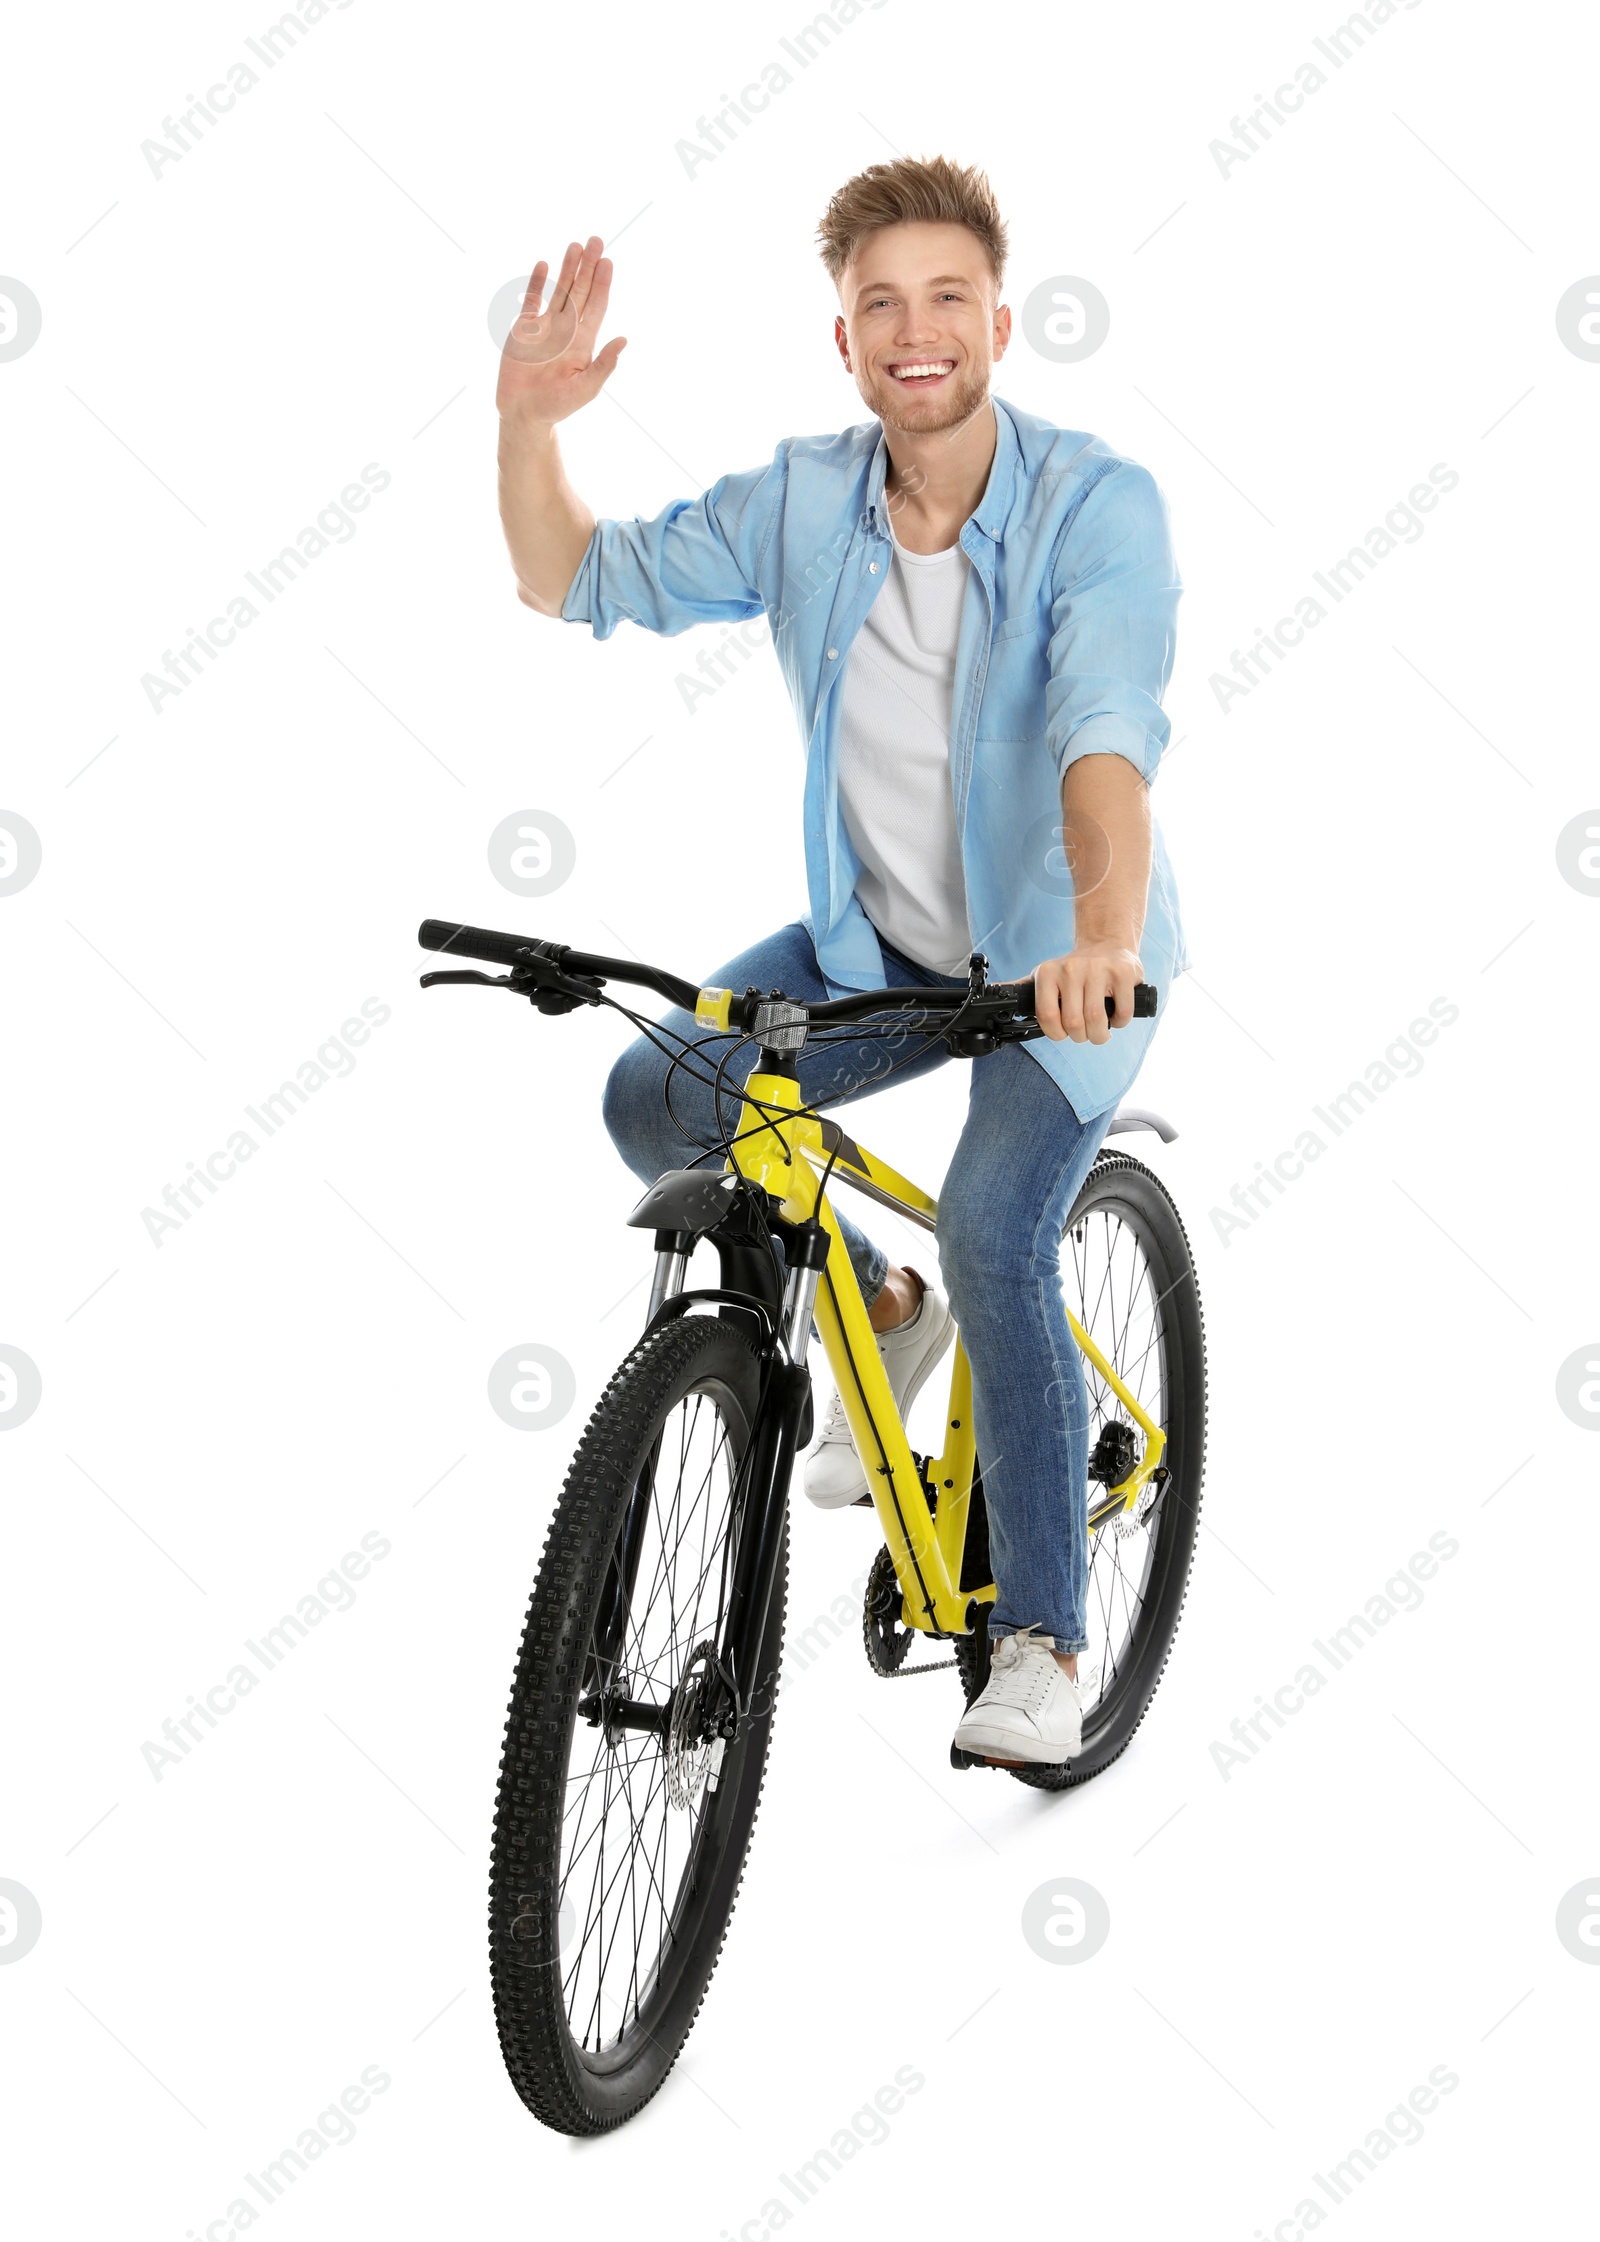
[[496, 155, 1184, 1768]]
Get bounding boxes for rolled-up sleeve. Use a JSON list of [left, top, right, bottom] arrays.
[[1046, 462, 1181, 783], [560, 450, 786, 640]]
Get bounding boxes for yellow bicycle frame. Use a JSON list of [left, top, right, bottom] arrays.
[[719, 1052, 1167, 1638]]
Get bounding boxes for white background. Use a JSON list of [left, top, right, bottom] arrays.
[[3, 0, 1597, 2233]]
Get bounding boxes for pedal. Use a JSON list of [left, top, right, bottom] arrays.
[[949, 1744, 1028, 1771]]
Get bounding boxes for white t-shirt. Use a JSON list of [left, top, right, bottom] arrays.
[[834, 524, 972, 976]]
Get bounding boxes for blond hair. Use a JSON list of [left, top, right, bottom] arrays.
[[816, 155, 1008, 286]]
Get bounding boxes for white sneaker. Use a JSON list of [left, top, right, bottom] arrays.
[[802, 1272, 955, 1510], [952, 1626, 1083, 1764]]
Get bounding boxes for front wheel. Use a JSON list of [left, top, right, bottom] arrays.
[[956, 1148, 1207, 1789], [489, 1315, 787, 2133]]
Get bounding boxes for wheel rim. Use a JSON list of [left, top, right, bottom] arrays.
[[1065, 1191, 1173, 1724], [557, 1380, 743, 2061]]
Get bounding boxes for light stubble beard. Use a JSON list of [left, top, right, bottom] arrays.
[[853, 358, 992, 440]]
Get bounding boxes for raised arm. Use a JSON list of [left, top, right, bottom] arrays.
[[497, 236, 627, 616]]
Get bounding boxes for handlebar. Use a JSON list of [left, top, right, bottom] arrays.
[[416, 918, 1156, 1040], [418, 919, 701, 1012]]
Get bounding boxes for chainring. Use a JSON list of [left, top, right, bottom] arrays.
[[862, 1544, 954, 1677]]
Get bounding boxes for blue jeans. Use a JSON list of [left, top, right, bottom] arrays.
[[601, 921, 1112, 1652]]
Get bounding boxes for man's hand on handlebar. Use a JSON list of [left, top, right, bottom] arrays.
[[1031, 942, 1146, 1047], [418, 921, 1156, 1048]]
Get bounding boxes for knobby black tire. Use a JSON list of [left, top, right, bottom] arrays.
[[955, 1149, 1207, 1791], [489, 1315, 787, 2134]]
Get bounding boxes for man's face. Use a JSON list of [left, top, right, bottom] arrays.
[[834, 222, 1010, 435]]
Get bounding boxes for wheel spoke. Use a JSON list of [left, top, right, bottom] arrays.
[[1067, 1177, 1174, 1723], [550, 1369, 746, 2056]]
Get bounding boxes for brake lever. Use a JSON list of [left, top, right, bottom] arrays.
[[418, 962, 604, 1017]]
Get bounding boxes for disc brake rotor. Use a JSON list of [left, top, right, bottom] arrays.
[[665, 1641, 725, 1811]]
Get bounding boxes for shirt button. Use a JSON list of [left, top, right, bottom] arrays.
[[869, 563, 879, 574], [826, 647, 838, 659]]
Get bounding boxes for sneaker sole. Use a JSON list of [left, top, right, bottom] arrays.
[[951, 1717, 1081, 1765]]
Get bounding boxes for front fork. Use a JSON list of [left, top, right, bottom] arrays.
[[645, 1222, 825, 1730], [638, 1221, 821, 1354], [645, 1239, 689, 1322], [589, 1236, 690, 1679], [716, 1223, 826, 1723]]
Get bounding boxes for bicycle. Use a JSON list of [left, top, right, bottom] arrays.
[[417, 915, 1207, 2135]]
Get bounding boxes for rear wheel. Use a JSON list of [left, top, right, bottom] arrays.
[[489, 1315, 786, 2133], [956, 1149, 1206, 1789]]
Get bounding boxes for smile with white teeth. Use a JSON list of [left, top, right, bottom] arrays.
[[887, 360, 955, 382]]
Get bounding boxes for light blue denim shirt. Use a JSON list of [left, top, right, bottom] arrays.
[[561, 395, 1185, 1120]]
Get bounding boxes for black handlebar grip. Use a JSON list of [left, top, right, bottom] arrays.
[[418, 919, 538, 969], [988, 978, 1157, 1019]]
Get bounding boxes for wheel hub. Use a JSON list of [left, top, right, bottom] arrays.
[[665, 1642, 726, 1810], [1113, 1464, 1169, 1540]]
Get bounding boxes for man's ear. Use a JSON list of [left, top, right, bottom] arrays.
[[834, 312, 852, 370], [992, 302, 1012, 364]]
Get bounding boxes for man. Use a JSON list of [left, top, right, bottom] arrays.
[[497, 156, 1184, 1766]]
